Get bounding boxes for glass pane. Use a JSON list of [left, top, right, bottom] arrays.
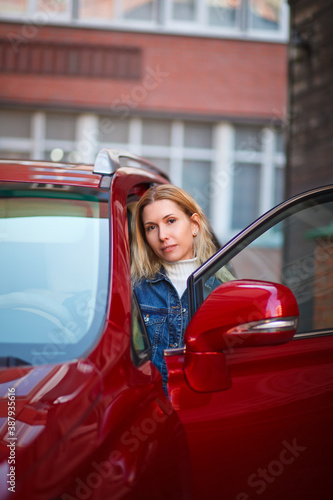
[[78, 0, 115, 20], [275, 130, 285, 153], [99, 117, 129, 144], [184, 122, 212, 148], [142, 120, 171, 146], [235, 125, 263, 152], [207, 0, 240, 27], [0, 189, 109, 365], [45, 149, 78, 163], [201, 192, 333, 334], [183, 160, 211, 217], [0, 0, 27, 15], [172, 0, 196, 21], [0, 151, 30, 160], [250, 0, 281, 31], [45, 113, 77, 141], [274, 166, 284, 205], [37, 0, 70, 17], [0, 110, 31, 138], [123, 0, 155, 20], [144, 157, 170, 176], [131, 292, 151, 366], [232, 163, 261, 229]]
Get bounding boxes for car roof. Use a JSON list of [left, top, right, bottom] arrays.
[[0, 159, 102, 188], [0, 149, 170, 188]]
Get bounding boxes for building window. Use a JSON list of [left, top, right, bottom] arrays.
[[78, 0, 158, 23], [249, 0, 282, 31], [0, 0, 289, 41], [172, 0, 196, 21], [207, 0, 239, 28], [0, 0, 26, 15], [142, 119, 171, 147]]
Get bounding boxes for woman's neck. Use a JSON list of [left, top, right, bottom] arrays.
[[163, 258, 199, 297]]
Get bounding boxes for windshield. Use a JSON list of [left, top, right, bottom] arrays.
[[0, 187, 109, 366]]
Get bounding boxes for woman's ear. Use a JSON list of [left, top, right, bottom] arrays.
[[190, 213, 200, 236]]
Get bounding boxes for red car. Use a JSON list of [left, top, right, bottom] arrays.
[[0, 149, 332, 500]]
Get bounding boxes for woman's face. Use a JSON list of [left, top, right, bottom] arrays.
[[142, 199, 199, 263]]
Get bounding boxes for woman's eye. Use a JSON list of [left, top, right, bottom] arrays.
[[146, 225, 156, 232], [167, 218, 176, 224]]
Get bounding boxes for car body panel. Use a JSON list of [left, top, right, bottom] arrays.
[[0, 160, 191, 500], [166, 334, 333, 499]]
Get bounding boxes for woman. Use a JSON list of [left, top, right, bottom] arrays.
[[131, 184, 227, 390]]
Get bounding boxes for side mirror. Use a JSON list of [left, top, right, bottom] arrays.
[[183, 280, 299, 393]]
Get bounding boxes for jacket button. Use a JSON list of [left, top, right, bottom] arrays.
[[182, 308, 186, 313]]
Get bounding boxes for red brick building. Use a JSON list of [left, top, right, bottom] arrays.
[[0, 0, 289, 243]]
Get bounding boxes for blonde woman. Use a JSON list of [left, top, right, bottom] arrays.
[[131, 184, 230, 390]]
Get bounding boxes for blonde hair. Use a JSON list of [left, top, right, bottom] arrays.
[[131, 184, 217, 281]]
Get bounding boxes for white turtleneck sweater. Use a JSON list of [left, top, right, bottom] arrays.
[[163, 257, 199, 298]]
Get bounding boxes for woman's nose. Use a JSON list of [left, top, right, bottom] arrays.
[[158, 225, 169, 241]]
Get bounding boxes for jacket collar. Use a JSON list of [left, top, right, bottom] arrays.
[[146, 267, 167, 284]]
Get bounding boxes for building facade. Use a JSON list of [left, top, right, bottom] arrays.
[[287, 0, 333, 197], [0, 0, 289, 243]]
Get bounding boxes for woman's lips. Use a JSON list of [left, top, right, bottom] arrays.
[[161, 244, 177, 253]]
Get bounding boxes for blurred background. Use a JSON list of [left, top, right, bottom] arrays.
[[0, 0, 332, 244]]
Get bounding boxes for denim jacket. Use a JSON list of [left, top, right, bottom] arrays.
[[133, 268, 188, 388], [133, 267, 220, 390]]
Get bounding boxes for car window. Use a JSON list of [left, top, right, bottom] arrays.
[[131, 291, 151, 366], [0, 187, 109, 366], [192, 191, 333, 335]]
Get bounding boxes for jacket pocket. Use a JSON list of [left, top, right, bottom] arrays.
[[142, 311, 167, 362]]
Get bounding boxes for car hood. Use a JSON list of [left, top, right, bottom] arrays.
[[0, 360, 103, 499]]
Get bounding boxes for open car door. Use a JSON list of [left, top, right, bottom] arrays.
[[165, 185, 333, 500]]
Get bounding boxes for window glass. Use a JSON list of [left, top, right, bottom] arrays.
[[275, 130, 285, 153], [78, 0, 115, 20], [207, 0, 240, 27], [0, 0, 27, 15], [274, 166, 284, 205], [99, 117, 129, 144], [0, 110, 31, 138], [0, 188, 109, 365], [232, 163, 261, 229], [249, 0, 281, 31], [183, 159, 211, 217], [184, 122, 212, 149], [142, 119, 171, 146], [199, 192, 333, 334], [131, 291, 151, 366], [172, 0, 196, 21], [144, 157, 170, 176], [37, 0, 71, 17], [123, 0, 155, 20], [235, 125, 263, 152], [45, 113, 77, 141], [0, 151, 30, 160], [45, 149, 78, 163]]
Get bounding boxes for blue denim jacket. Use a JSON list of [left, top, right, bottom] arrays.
[[133, 268, 188, 388], [133, 268, 220, 390]]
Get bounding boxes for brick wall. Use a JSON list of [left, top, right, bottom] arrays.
[[0, 23, 287, 120]]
